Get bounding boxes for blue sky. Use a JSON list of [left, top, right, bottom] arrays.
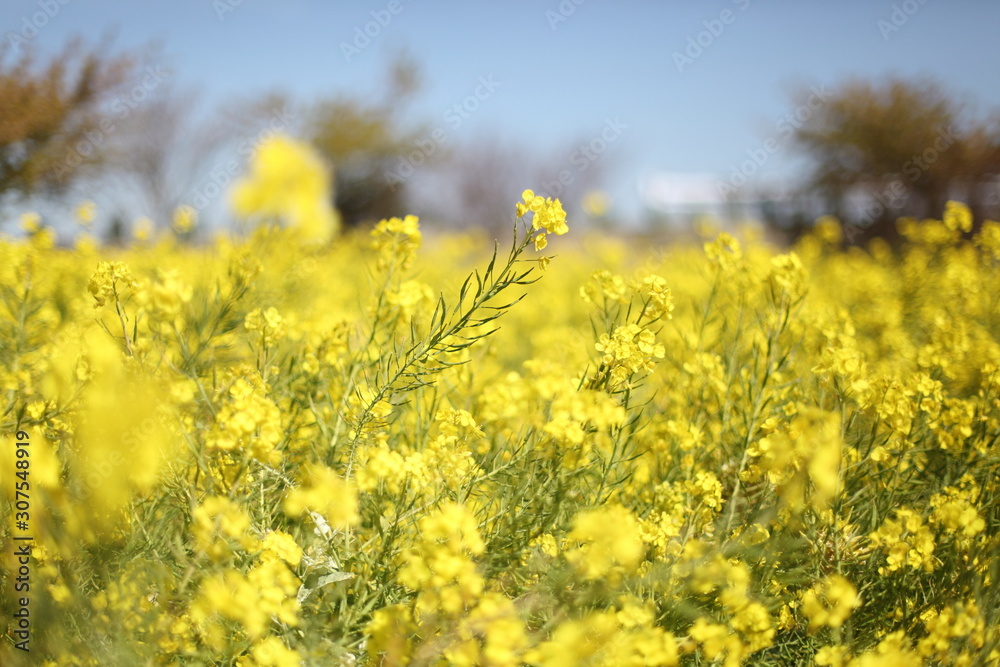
[[4, 0, 1000, 224]]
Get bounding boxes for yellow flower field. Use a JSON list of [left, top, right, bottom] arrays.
[[2, 138, 1000, 666]]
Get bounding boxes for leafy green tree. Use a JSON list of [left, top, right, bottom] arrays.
[[307, 56, 434, 228], [790, 76, 1000, 239]]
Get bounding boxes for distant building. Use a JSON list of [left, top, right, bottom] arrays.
[[639, 172, 824, 233]]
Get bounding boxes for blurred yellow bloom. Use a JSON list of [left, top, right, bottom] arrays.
[[240, 637, 302, 667], [19, 211, 41, 233], [231, 134, 340, 244], [943, 200, 973, 233], [582, 189, 610, 217], [565, 504, 644, 579], [260, 530, 303, 567], [801, 575, 860, 632], [172, 204, 197, 233], [75, 200, 96, 226], [132, 216, 154, 241], [245, 306, 286, 346], [192, 496, 258, 561], [283, 464, 359, 528], [371, 214, 422, 269]]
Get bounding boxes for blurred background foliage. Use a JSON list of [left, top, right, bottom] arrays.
[[3, 36, 1000, 244]]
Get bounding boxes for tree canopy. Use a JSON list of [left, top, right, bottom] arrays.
[[790, 76, 1000, 239], [0, 39, 141, 200]]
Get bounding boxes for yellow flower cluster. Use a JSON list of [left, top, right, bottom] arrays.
[[283, 463, 359, 528], [370, 213, 422, 269], [517, 188, 569, 250], [244, 306, 286, 347], [192, 495, 258, 561], [190, 558, 299, 642], [135, 268, 193, 324], [398, 502, 485, 615], [5, 179, 1000, 666], [565, 504, 645, 580], [869, 508, 938, 573], [801, 574, 860, 632], [230, 134, 340, 244], [88, 260, 137, 307], [745, 406, 843, 510], [371, 503, 530, 665], [595, 323, 665, 386], [206, 371, 283, 465]]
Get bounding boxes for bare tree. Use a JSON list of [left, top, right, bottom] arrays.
[[97, 87, 296, 233], [412, 132, 610, 237]]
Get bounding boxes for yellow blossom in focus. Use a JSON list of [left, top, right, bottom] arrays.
[[206, 372, 283, 465], [88, 261, 137, 307], [397, 502, 485, 617], [520, 189, 569, 235], [632, 273, 674, 320], [595, 323, 665, 385], [870, 508, 937, 573]]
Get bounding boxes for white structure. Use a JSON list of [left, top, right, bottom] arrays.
[[639, 172, 808, 230]]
